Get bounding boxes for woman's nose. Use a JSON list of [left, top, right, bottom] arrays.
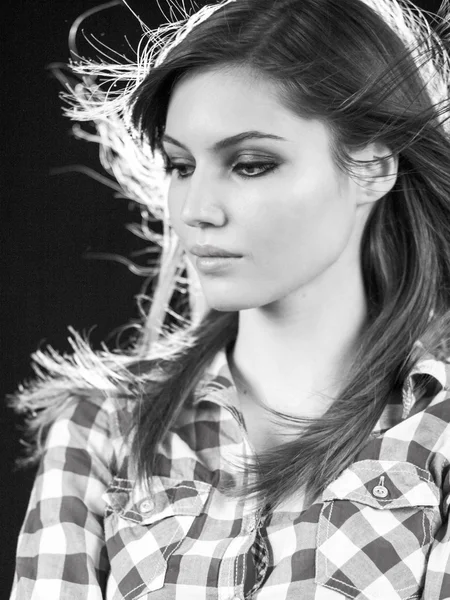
[[180, 172, 227, 228]]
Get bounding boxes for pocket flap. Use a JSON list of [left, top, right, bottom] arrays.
[[103, 475, 211, 524], [321, 460, 440, 509]]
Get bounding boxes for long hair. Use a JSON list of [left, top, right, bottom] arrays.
[[11, 0, 450, 509]]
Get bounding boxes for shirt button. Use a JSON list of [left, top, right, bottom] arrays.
[[372, 476, 389, 499], [246, 521, 256, 533], [139, 499, 154, 513], [372, 485, 389, 498]]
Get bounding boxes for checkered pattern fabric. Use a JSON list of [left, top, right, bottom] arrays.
[[10, 347, 450, 599], [246, 522, 270, 597]]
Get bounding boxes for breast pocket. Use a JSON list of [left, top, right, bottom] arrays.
[[102, 475, 211, 600], [315, 460, 441, 600]]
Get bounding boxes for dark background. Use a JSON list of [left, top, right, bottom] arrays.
[[1, 0, 443, 595]]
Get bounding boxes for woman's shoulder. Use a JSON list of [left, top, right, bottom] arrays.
[[9, 328, 156, 468]]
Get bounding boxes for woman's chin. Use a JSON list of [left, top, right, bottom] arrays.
[[202, 293, 264, 313], [204, 299, 247, 312]]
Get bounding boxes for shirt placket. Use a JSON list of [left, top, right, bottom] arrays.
[[216, 496, 265, 600], [215, 396, 268, 600], [245, 519, 270, 598]]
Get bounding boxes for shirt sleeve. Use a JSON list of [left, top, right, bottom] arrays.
[[10, 395, 114, 599], [422, 460, 450, 598]]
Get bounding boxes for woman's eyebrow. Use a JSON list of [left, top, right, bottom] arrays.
[[162, 131, 288, 153]]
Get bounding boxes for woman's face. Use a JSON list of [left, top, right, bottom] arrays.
[[163, 67, 375, 312]]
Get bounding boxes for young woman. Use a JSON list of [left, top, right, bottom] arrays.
[[10, 0, 450, 598]]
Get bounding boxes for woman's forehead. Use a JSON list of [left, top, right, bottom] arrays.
[[168, 66, 281, 114], [165, 68, 330, 150]]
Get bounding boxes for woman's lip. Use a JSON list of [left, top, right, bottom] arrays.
[[190, 244, 242, 258], [193, 253, 242, 257], [195, 255, 242, 274]]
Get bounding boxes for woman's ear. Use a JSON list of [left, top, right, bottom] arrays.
[[351, 142, 399, 206]]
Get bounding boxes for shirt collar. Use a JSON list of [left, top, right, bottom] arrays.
[[401, 353, 447, 419], [192, 345, 448, 420], [192, 346, 237, 409]]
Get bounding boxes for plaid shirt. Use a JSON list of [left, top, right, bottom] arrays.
[[11, 347, 450, 600]]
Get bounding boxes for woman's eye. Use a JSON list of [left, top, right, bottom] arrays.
[[164, 163, 194, 178], [163, 161, 279, 179]]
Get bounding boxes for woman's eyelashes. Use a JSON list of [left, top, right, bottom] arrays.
[[163, 156, 281, 180]]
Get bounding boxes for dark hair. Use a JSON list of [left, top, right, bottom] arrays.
[[123, 0, 450, 508], [12, 0, 450, 510]]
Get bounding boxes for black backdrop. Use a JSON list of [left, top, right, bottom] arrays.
[[1, 0, 443, 595]]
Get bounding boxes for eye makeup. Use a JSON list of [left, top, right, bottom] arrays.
[[163, 159, 280, 179]]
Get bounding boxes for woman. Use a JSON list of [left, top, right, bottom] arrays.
[[10, 0, 450, 598]]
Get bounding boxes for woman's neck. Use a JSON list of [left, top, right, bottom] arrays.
[[228, 267, 368, 418]]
